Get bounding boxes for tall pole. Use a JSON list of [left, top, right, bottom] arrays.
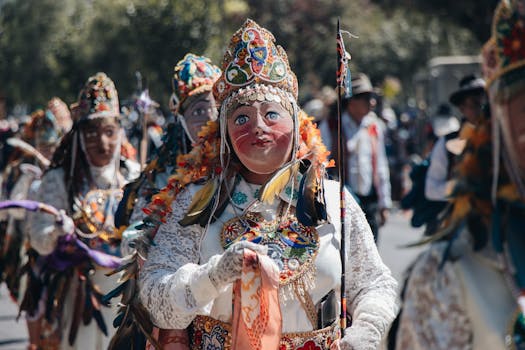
[[336, 18, 351, 337]]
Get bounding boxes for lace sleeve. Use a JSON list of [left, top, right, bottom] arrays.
[[138, 187, 222, 329], [29, 168, 68, 255], [344, 192, 399, 350]]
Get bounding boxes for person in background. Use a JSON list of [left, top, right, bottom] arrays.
[[320, 73, 392, 242], [28, 72, 139, 350], [391, 1, 525, 348], [425, 76, 485, 202], [1, 108, 63, 350], [114, 53, 221, 233]]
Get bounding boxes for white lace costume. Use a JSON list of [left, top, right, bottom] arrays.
[[139, 177, 398, 350], [29, 165, 137, 350]]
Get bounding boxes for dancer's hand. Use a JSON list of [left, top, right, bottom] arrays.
[[208, 240, 267, 289], [335, 323, 379, 350], [56, 209, 75, 235]]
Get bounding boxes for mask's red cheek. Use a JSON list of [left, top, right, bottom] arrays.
[[229, 124, 252, 145]]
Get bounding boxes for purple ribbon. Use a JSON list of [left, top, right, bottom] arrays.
[[0, 200, 121, 270], [45, 234, 121, 271]]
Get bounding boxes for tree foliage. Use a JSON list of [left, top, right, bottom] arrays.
[[0, 0, 487, 111]]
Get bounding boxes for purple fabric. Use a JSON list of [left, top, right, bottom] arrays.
[[0, 200, 60, 217], [0, 200, 121, 270], [75, 238, 121, 268], [0, 199, 41, 211], [45, 234, 121, 271]]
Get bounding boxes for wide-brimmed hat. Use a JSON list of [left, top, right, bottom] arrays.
[[449, 74, 486, 106], [351, 73, 374, 97], [432, 104, 460, 137]]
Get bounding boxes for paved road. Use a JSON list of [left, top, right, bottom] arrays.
[[0, 209, 424, 349], [0, 288, 27, 350]]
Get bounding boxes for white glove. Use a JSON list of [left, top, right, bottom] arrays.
[[336, 323, 381, 350], [56, 209, 75, 235], [208, 240, 268, 289]]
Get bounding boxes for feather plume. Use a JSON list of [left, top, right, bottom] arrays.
[[6, 138, 50, 168], [179, 177, 219, 226], [118, 262, 138, 283], [121, 279, 136, 306], [93, 307, 108, 336], [258, 160, 300, 204], [82, 281, 93, 326], [401, 218, 460, 248], [69, 278, 85, 345], [105, 259, 135, 277], [297, 164, 325, 226], [102, 280, 127, 304], [18, 258, 43, 318], [113, 310, 125, 328], [183, 177, 218, 217]]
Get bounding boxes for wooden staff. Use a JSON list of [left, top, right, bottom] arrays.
[[336, 18, 352, 337]]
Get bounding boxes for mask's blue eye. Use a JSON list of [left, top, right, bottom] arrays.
[[266, 111, 280, 121], [234, 114, 249, 125]]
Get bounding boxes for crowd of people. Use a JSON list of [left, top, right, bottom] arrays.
[[0, 1, 523, 349]]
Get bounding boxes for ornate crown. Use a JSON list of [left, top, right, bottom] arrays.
[[71, 72, 120, 122], [213, 19, 298, 106], [173, 53, 221, 108], [482, 0, 525, 88]]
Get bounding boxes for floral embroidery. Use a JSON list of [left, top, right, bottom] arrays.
[[201, 326, 226, 350], [297, 340, 321, 350], [221, 213, 319, 286], [231, 191, 248, 206], [191, 315, 338, 350]]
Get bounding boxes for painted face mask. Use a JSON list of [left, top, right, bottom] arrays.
[[213, 19, 300, 181], [181, 91, 218, 143], [228, 101, 293, 175], [80, 117, 121, 168], [172, 54, 221, 143]]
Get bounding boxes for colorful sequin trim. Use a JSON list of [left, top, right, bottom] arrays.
[[190, 316, 339, 350], [221, 212, 319, 286]]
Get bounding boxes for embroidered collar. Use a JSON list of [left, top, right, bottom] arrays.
[[231, 174, 302, 211]]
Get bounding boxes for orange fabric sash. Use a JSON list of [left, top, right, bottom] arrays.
[[231, 249, 282, 350]]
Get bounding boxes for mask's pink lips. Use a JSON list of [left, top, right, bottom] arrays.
[[252, 138, 273, 147]]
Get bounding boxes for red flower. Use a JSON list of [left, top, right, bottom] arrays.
[[502, 21, 525, 63], [297, 340, 321, 350]]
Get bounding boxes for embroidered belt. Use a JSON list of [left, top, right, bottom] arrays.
[[189, 315, 339, 350]]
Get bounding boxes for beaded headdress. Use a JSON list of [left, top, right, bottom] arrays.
[[71, 72, 120, 122], [213, 19, 301, 170], [24, 109, 61, 146], [481, 0, 525, 199], [173, 53, 221, 111], [213, 19, 298, 109], [481, 0, 525, 90]]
